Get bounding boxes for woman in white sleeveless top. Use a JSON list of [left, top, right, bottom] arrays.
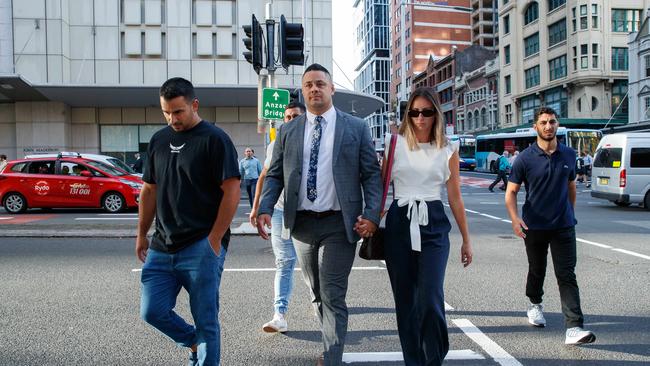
[[383, 87, 473, 366]]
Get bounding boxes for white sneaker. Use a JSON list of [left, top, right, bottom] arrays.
[[527, 303, 546, 327], [262, 313, 288, 333], [565, 327, 596, 345]]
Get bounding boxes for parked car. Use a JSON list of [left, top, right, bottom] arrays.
[[24, 152, 142, 178], [0, 154, 142, 213], [590, 132, 650, 210]]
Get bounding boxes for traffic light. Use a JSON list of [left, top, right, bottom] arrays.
[[279, 15, 304, 69], [243, 15, 263, 73]]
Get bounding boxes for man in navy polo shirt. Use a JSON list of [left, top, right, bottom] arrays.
[[504, 106, 595, 345]]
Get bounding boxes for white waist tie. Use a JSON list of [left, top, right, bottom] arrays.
[[396, 195, 437, 252]]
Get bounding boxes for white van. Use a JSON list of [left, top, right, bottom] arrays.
[[590, 133, 650, 209], [24, 152, 142, 178]]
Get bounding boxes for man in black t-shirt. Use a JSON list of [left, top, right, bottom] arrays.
[[136, 78, 240, 366]]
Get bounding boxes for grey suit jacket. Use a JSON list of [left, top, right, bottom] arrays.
[[258, 108, 382, 244]]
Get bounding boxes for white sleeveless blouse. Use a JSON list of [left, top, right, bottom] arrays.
[[385, 134, 459, 251]]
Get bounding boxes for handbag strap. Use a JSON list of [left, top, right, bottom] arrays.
[[380, 133, 398, 211]]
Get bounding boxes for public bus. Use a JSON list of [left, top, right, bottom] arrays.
[[475, 127, 602, 173], [448, 134, 477, 170]]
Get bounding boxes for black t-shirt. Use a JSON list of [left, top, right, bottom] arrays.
[[143, 121, 240, 253]]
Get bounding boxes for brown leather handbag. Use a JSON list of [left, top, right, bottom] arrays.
[[359, 133, 397, 260]]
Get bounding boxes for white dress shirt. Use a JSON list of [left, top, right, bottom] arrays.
[[298, 105, 341, 212]]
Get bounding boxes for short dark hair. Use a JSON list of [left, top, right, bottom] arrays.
[[303, 63, 332, 80], [0, 154, 6, 159], [534, 106, 558, 123], [159, 77, 196, 102], [286, 101, 306, 113]]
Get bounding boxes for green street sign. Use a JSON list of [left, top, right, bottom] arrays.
[[261, 88, 290, 120]]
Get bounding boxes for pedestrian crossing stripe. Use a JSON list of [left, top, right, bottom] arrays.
[[341, 350, 485, 363]]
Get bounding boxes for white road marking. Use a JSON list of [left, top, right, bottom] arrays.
[[464, 206, 650, 262], [445, 302, 454, 311], [479, 213, 502, 220], [576, 238, 612, 249], [479, 202, 500, 205], [98, 213, 137, 216], [453, 319, 523, 366], [611, 248, 650, 260], [75, 218, 138, 220], [0, 217, 14, 220], [341, 349, 484, 363]]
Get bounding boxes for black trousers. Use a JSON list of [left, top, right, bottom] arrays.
[[489, 170, 508, 190], [524, 226, 584, 328], [244, 178, 257, 207]]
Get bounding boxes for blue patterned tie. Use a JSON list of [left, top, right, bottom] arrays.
[[306, 116, 323, 202]]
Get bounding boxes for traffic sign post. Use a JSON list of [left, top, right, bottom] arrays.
[[261, 88, 290, 120]]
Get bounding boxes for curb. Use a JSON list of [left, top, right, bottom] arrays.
[[0, 223, 260, 238]]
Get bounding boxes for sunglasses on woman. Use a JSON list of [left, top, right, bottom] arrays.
[[407, 109, 436, 118]]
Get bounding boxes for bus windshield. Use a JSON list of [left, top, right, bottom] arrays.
[[459, 144, 475, 159], [566, 131, 602, 156]]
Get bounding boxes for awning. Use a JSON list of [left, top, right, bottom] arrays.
[[0, 74, 385, 118]]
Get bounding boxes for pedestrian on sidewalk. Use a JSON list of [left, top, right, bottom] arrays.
[[583, 150, 593, 188], [0, 154, 7, 172], [240, 147, 263, 207], [383, 87, 473, 366], [489, 150, 511, 192], [249, 101, 306, 334], [136, 77, 241, 366], [504, 106, 596, 346], [256, 63, 382, 366]]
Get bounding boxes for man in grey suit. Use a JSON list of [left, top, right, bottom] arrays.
[[256, 63, 382, 366]]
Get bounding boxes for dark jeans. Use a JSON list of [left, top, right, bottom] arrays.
[[244, 178, 258, 207], [489, 170, 508, 190], [524, 226, 584, 328]]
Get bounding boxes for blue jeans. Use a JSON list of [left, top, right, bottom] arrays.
[[271, 208, 297, 314], [140, 237, 227, 366]]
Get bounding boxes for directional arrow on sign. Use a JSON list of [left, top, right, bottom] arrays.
[[273, 92, 279, 101]]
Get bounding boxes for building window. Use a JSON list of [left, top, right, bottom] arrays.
[[571, 7, 576, 32], [505, 104, 512, 124], [645, 55, 650, 77], [521, 95, 541, 124], [406, 60, 411, 71], [544, 87, 567, 117], [592, 96, 598, 111], [591, 4, 598, 28], [504, 45, 511, 64], [611, 80, 628, 117], [592, 44, 599, 68], [611, 47, 629, 71], [525, 66, 540, 89], [549, 55, 567, 80], [405, 28, 410, 39], [396, 83, 401, 94], [548, 0, 565, 12], [396, 68, 402, 78], [406, 11, 410, 21], [612, 9, 642, 33], [548, 18, 566, 46], [505, 75, 511, 94], [572, 46, 577, 70], [406, 77, 411, 88], [524, 2, 539, 25], [524, 33, 539, 57], [406, 44, 411, 55], [503, 14, 510, 34], [580, 44, 588, 69], [580, 5, 588, 30], [645, 97, 650, 118]]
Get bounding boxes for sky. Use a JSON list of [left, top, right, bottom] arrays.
[[330, 0, 356, 91]]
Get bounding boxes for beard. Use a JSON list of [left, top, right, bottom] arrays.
[[537, 130, 556, 141]]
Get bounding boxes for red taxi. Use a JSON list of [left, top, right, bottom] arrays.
[[0, 154, 142, 213]]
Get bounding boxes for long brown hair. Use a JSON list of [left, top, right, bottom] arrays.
[[398, 87, 447, 151]]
